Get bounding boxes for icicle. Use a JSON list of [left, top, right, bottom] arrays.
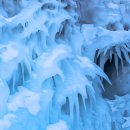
[[81, 94, 87, 111], [23, 57, 32, 78], [121, 47, 130, 64], [12, 71, 16, 93], [74, 94, 80, 123], [115, 46, 124, 69], [122, 44, 130, 52], [109, 49, 113, 62], [37, 31, 48, 52], [86, 83, 96, 103], [97, 77, 105, 91], [97, 50, 102, 58], [114, 53, 119, 76], [68, 95, 74, 122], [99, 53, 109, 71], [21, 62, 24, 83], [126, 43, 130, 50], [104, 47, 110, 55], [99, 54, 105, 70]]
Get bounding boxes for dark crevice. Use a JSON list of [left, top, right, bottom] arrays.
[[102, 56, 117, 100], [102, 55, 130, 100], [61, 97, 70, 115]]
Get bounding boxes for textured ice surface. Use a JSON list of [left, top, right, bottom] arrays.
[[0, 0, 130, 130], [107, 94, 130, 130]]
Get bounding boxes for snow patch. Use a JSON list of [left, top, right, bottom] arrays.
[[0, 43, 18, 63], [47, 120, 69, 130], [0, 114, 16, 130], [7, 87, 41, 115]]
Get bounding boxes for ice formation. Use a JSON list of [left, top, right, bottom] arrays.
[[0, 0, 130, 130]]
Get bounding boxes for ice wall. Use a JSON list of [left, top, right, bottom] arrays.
[[0, 0, 111, 130], [0, 0, 130, 130]]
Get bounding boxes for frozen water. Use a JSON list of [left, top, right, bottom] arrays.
[[0, 0, 130, 130]]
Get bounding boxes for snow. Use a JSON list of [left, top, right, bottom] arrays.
[[7, 87, 41, 115], [37, 45, 71, 68], [107, 3, 119, 9], [82, 25, 130, 48], [82, 24, 130, 61], [47, 120, 69, 130], [0, 43, 18, 63], [0, 114, 16, 130], [0, 79, 9, 116]]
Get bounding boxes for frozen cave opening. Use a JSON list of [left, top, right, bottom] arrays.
[[102, 55, 130, 100]]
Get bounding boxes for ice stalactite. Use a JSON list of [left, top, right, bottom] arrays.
[[0, 0, 130, 130], [80, 0, 130, 130], [0, 0, 111, 130]]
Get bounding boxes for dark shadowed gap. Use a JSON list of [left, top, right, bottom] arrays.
[[95, 49, 130, 100], [102, 56, 117, 100], [102, 55, 126, 100]]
